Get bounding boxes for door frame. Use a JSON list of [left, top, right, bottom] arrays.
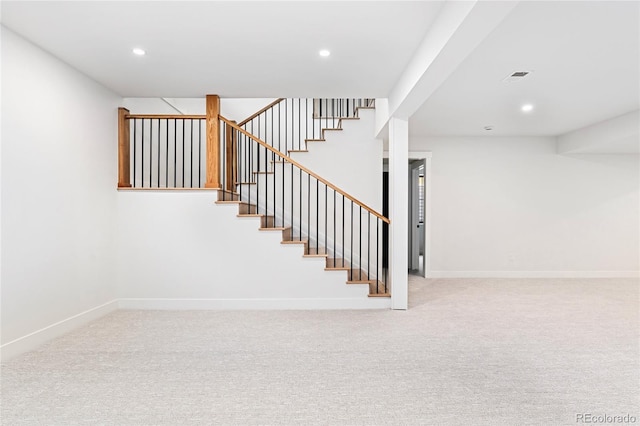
[[409, 162, 422, 271], [409, 152, 431, 278], [384, 151, 432, 278]]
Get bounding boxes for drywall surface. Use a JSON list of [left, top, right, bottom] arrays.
[[290, 108, 383, 211], [411, 136, 639, 276], [122, 97, 277, 123], [116, 191, 386, 308], [1, 27, 120, 351]]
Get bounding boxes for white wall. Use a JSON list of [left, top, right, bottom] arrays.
[[116, 191, 389, 309], [122, 97, 277, 123], [411, 136, 639, 276], [290, 108, 383, 211], [1, 27, 121, 356], [557, 110, 640, 154]]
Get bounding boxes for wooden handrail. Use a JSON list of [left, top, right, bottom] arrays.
[[237, 98, 285, 127], [126, 114, 206, 119], [220, 115, 390, 224]]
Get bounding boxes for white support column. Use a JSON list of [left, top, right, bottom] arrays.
[[389, 118, 409, 310]]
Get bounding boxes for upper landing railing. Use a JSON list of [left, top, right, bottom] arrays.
[[117, 96, 217, 189], [238, 98, 375, 154], [118, 96, 375, 189]]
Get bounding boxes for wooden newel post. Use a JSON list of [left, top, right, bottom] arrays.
[[118, 107, 132, 188], [225, 120, 237, 192], [205, 94, 221, 189]]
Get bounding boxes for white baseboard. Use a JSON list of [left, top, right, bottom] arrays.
[[1, 300, 119, 362], [430, 270, 640, 278], [118, 297, 391, 310]]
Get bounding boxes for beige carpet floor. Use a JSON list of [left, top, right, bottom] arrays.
[[1, 277, 638, 425]]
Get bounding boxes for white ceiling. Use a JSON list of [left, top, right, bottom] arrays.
[[2, 1, 638, 138], [0, 1, 443, 98], [409, 1, 640, 137]]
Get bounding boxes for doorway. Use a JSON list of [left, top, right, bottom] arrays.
[[407, 152, 431, 278], [409, 160, 425, 276], [382, 151, 431, 279]]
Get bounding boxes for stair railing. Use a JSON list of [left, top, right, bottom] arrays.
[[219, 115, 390, 296], [119, 112, 207, 188], [237, 98, 375, 156]]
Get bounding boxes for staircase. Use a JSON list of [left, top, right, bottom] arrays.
[[119, 97, 389, 300], [218, 98, 389, 297]]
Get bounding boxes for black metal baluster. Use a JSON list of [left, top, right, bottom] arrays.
[[149, 119, 153, 187], [198, 119, 202, 187], [305, 98, 308, 144], [157, 119, 160, 188], [190, 119, 194, 187], [359, 206, 362, 280], [316, 179, 319, 253], [307, 173, 310, 248], [332, 99, 335, 128], [264, 144, 267, 220], [141, 119, 145, 187], [367, 212, 370, 285], [325, 184, 327, 255], [333, 190, 336, 267], [350, 201, 353, 278], [376, 218, 379, 294], [182, 119, 185, 187], [281, 149, 284, 228], [299, 168, 302, 241], [239, 132, 243, 202], [272, 146, 275, 227], [342, 195, 345, 267], [290, 158, 294, 240], [257, 116, 261, 173], [297, 98, 301, 151]]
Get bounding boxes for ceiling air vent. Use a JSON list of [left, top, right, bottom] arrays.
[[503, 70, 533, 84]]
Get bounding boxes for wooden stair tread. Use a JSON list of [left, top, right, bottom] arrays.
[[368, 293, 391, 298], [253, 171, 274, 175], [303, 253, 328, 258], [237, 214, 261, 217], [281, 239, 308, 245], [259, 227, 287, 231], [215, 200, 242, 204], [288, 149, 309, 153], [236, 182, 257, 185], [305, 139, 325, 142]]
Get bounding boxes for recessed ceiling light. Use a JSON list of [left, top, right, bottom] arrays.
[[521, 104, 534, 113], [319, 49, 330, 57], [484, 125, 494, 131], [132, 48, 146, 56]]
